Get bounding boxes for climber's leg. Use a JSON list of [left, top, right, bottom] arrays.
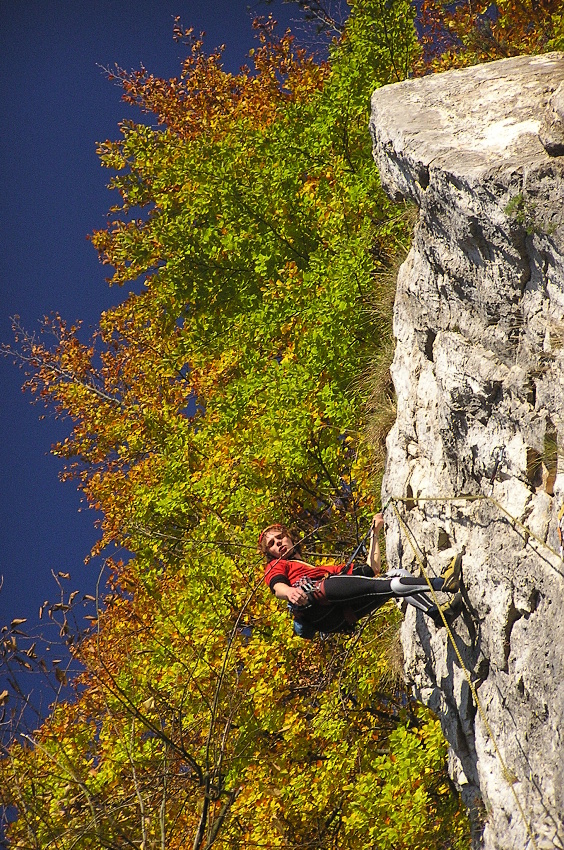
[[389, 574, 445, 595], [316, 573, 440, 603], [315, 559, 462, 604], [384, 569, 464, 629], [385, 568, 437, 615]]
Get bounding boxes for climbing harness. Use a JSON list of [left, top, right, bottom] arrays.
[[386, 492, 550, 850], [289, 576, 321, 610], [488, 445, 506, 487]]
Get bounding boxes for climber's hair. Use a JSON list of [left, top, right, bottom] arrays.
[[257, 524, 302, 561]]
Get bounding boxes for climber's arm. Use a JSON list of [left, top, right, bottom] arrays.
[[367, 513, 384, 576], [272, 582, 309, 606]]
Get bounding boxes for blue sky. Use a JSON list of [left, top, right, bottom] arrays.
[[0, 0, 308, 691]]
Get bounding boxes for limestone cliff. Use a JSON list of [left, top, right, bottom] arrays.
[[370, 54, 564, 850]]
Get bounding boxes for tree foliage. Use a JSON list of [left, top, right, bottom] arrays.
[[9, 0, 561, 843], [417, 0, 564, 70]]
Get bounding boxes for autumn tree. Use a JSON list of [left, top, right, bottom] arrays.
[[416, 0, 564, 70]]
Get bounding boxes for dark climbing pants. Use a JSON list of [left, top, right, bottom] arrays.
[[294, 568, 445, 635]]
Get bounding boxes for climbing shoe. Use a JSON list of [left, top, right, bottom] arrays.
[[429, 592, 464, 629], [440, 551, 463, 593]]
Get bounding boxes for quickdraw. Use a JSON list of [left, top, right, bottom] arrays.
[[489, 445, 506, 486]]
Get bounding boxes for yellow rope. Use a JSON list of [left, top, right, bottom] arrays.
[[389, 497, 540, 850]]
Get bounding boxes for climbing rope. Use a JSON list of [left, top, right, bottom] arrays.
[[387, 492, 548, 850]]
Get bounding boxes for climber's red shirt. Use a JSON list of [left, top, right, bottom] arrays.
[[265, 557, 352, 592]]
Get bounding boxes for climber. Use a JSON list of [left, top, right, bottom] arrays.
[[258, 515, 463, 637]]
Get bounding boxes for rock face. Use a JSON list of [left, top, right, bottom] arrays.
[[370, 54, 564, 850]]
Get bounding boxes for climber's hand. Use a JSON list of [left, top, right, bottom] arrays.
[[285, 586, 309, 606], [371, 513, 384, 537]]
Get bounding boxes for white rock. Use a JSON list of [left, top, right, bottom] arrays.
[[372, 53, 564, 849]]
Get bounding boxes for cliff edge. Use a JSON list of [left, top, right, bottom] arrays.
[[370, 53, 564, 850]]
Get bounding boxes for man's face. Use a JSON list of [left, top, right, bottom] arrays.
[[264, 528, 295, 560]]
